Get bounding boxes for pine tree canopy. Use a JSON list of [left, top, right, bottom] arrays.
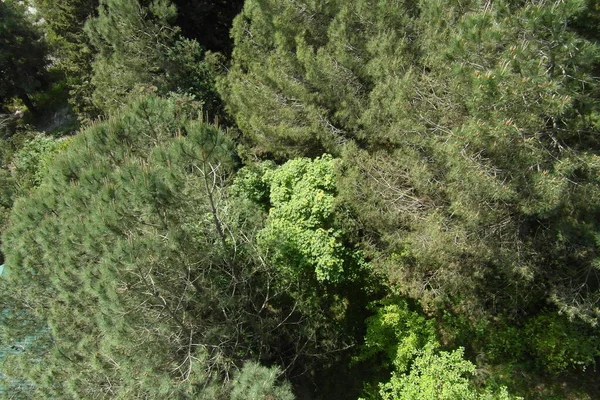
[[85, 0, 222, 118], [0, 95, 320, 398], [4, 0, 600, 398], [222, 0, 600, 324]]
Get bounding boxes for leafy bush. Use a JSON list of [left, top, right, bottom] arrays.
[[237, 155, 365, 283], [525, 313, 600, 373], [12, 135, 71, 188]]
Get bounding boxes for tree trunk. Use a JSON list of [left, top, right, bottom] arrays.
[[18, 91, 37, 115]]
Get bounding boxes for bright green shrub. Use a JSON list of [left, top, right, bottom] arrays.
[[357, 298, 436, 373], [358, 299, 520, 400], [12, 135, 71, 188], [242, 155, 365, 283]]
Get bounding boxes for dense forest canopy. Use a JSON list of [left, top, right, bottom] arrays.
[[222, 0, 600, 321], [1, 0, 600, 399]]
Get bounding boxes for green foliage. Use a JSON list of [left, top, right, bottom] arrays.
[[32, 0, 100, 119], [231, 155, 379, 396], [231, 161, 275, 207], [524, 313, 600, 374], [12, 136, 71, 189], [34, 0, 98, 40], [477, 320, 526, 366], [379, 344, 518, 400], [240, 155, 363, 283], [467, 311, 600, 375], [380, 344, 476, 400], [33, 0, 242, 121], [1, 95, 309, 397], [219, 0, 353, 158], [0, 127, 50, 265], [356, 299, 519, 400], [570, 0, 600, 42], [1, 94, 363, 398], [85, 0, 178, 112], [223, 0, 600, 328], [1, 95, 217, 397], [357, 298, 436, 372], [230, 361, 295, 400], [0, 0, 48, 113], [85, 0, 222, 117], [166, 39, 225, 118], [5, 0, 600, 398], [0, 133, 69, 264]]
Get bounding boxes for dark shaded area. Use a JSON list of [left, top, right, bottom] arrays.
[[173, 0, 244, 54], [0, 0, 49, 114], [569, 0, 600, 43]]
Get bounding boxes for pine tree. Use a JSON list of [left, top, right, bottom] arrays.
[[32, 0, 100, 119], [85, 0, 222, 118], [230, 361, 294, 400], [1, 94, 352, 397], [84, 0, 179, 112], [0, 95, 247, 396], [222, 0, 600, 328]]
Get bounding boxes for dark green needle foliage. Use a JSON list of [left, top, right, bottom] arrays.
[[0, 95, 312, 398], [32, 0, 100, 119], [85, 0, 222, 118], [85, 0, 178, 113], [33, 0, 98, 40], [223, 0, 600, 327], [0, 0, 49, 114], [230, 361, 294, 400]]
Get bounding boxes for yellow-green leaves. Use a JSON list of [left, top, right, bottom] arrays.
[[257, 155, 353, 283], [235, 155, 362, 283]]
